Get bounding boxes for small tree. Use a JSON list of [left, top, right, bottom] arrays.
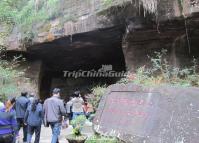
[[71, 115, 87, 136]]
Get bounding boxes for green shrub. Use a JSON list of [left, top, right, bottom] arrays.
[[119, 49, 199, 87], [103, 0, 113, 7], [89, 85, 107, 110], [71, 115, 87, 136]]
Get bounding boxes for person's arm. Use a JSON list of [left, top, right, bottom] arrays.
[[43, 100, 46, 114], [25, 99, 30, 111], [24, 107, 29, 125], [13, 102, 16, 110], [59, 100, 67, 122], [39, 104, 44, 124], [83, 105, 87, 113], [11, 110, 18, 135], [43, 100, 49, 127], [60, 100, 66, 116]]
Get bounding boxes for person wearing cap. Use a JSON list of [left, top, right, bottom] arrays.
[[0, 98, 17, 143], [43, 88, 66, 143], [15, 92, 30, 143]]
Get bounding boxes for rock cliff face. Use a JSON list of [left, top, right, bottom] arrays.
[[123, 13, 199, 70], [4, 0, 199, 97], [6, 0, 199, 50]]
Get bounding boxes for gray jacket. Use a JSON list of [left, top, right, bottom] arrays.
[[71, 97, 84, 113], [44, 96, 66, 123]]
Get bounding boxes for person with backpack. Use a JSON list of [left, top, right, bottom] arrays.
[[0, 98, 17, 143], [24, 99, 43, 143], [43, 88, 66, 143], [15, 92, 30, 143]]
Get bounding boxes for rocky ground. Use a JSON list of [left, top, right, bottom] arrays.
[[18, 121, 94, 143], [18, 125, 71, 143]]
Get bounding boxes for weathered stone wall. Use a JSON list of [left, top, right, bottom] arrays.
[[16, 60, 42, 96], [6, 0, 199, 51], [122, 13, 199, 71]]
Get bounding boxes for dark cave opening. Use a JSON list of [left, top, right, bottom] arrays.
[[26, 26, 126, 100]]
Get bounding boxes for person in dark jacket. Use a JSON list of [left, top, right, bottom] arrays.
[[44, 88, 66, 143], [66, 96, 73, 121], [0, 99, 17, 143], [15, 92, 30, 142], [24, 99, 43, 143]]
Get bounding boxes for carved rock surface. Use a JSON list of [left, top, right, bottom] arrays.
[[94, 83, 199, 143]]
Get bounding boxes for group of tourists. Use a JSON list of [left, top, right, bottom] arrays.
[[0, 88, 94, 143]]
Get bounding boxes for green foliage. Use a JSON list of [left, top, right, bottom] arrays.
[[103, 0, 113, 7], [85, 134, 120, 143], [71, 115, 87, 136], [89, 85, 106, 110], [15, 0, 60, 31], [0, 0, 16, 45], [72, 128, 81, 136], [117, 77, 130, 84], [0, 48, 25, 100], [0, 0, 60, 39], [119, 49, 199, 87]]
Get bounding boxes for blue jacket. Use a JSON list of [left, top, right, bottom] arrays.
[[0, 108, 17, 135], [15, 96, 30, 118], [24, 103, 43, 126]]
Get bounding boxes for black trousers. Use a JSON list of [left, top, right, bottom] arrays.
[[0, 133, 14, 143], [27, 125, 41, 143], [17, 118, 28, 142]]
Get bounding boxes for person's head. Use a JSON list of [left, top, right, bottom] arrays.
[[10, 97, 16, 105], [5, 97, 15, 112], [73, 91, 80, 98], [31, 98, 39, 112], [38, 99, 44, 104], [52, 88, 61, 97], [21, 92, 28, 97], [29, 92, 35, 98]]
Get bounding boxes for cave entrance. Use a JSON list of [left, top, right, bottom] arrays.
[[28, 26, 126, 100]]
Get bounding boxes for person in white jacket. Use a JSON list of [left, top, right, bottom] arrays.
[[71, 91, 84, 120]]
